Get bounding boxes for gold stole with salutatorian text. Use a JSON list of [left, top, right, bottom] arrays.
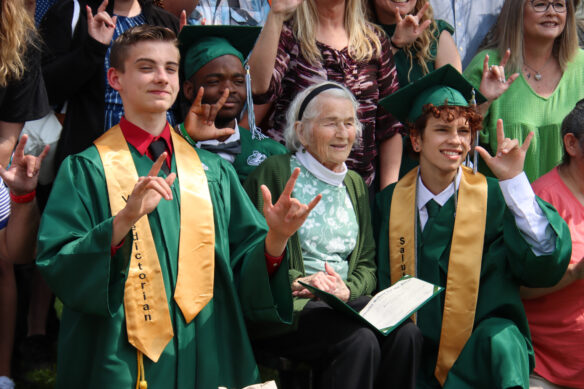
[[389, 166, 487, 386], [94, 125, 215, 366]]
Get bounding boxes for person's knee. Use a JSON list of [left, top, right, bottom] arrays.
[[344, 327, 381, 361]]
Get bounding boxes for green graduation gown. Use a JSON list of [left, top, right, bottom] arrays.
[[374, 177, 571, 389], [37, 145, 293, 389], [220, 126, 287, 184]]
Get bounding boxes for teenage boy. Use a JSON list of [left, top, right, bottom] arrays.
[[37, 25, 320, 389], [177, 25, 287, 183], [375, 65, 571, 389]]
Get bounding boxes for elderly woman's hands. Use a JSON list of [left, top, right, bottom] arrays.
[[292, 263, 351, 302], [263, 168, 322, 257]]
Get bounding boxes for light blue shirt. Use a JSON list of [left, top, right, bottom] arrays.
[[430, 0, 505, 68], [188, 0, 270, 26]]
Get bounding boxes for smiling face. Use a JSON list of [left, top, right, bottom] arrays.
[[523, 0, 567, 42], [298, 96, 357, 172], [412, 114, 471, 178], [108, 40, 180, 116], [374, 0, 417, 24], [184, 54, 246, 129]]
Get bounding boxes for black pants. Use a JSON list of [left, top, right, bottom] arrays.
[[255, 296, 423, 389]]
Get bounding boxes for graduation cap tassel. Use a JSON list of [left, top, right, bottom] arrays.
[[245, 64, 267, 141], [470, 89, 479, 174]]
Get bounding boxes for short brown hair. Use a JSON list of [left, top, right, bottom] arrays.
[[110, 25, 178, 71]]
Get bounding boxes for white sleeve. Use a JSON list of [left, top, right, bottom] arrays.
[[498, 172, 556, 256]]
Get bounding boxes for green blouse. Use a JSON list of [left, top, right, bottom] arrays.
[[464, 49, 584, 182], [380, 19, 455, 87]]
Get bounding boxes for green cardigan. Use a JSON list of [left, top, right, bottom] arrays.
[[243, 154, 377, 333]]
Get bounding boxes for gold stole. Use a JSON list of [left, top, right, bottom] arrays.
[[389, 166, 487, 386], [95, 125, 215, 363]]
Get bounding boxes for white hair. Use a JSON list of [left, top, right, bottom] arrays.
[[283, 81, 362, 153]]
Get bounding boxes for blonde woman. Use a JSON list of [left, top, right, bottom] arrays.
[[0, 1, 49, 388], [248, 0, 403, 189], [0, 0, 48, 166], [464, 0, 584, 182], [369, 0, 461, 87]]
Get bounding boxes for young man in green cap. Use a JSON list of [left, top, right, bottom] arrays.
[[375, 65, 571, 389], [177, 25, 287, 183], [36, 25, 321, 389]]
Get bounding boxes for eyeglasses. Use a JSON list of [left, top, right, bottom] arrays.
[[529, 0, 567, 13]]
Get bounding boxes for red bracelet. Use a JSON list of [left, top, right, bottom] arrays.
[[10, 189, 36, 203]]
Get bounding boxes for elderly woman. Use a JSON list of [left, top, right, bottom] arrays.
[[247, 0, 403, 189], [464, 0, 584, 182], [521, 100, 584, 389], [244, 81, 422, 389]]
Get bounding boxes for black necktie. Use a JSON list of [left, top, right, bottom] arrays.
[[148, 139, 170, 175]]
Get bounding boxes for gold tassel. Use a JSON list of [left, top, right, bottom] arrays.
[[135, 350, 148, 389]]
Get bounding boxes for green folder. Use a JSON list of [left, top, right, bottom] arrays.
[[299, 275, 443, 335]]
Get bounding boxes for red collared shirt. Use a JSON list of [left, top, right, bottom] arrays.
[[112, 118, 284, 275], [119, 117, 173, 171]]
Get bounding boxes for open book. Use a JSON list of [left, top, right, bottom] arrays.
[[299, 275, 443, 335]]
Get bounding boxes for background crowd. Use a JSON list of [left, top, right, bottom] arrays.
[[1, 0, 584, 388]]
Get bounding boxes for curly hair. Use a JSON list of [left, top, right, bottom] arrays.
[[411, 104, 483, 149], [0, 0, 37, 87], [401, 0, 440, 83]]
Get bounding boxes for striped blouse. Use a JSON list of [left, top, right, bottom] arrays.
[[254, 21, 403, 185], [0, 178, 11, 230]]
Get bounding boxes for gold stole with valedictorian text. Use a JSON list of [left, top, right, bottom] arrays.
[[389, 166, 487, 386], [95, 125, 215, 363]]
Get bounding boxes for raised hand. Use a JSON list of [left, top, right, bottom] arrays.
[[0, 135, 49, 196], [479, 49, 519, 102], [263, 168, 321, 256], [87, 0, 117, 45], [179, 10, 187, 32], [390, 2, 432, 49], [120, 153, 176, 224], [183, 87, 235, 142], [475, 119, 533, 180], [270, 0, 303, 19]]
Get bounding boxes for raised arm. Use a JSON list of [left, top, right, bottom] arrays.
[[0, 135, 49, 264], [262, 167, 321, 256], [435, 30, 462, 72], [111, 153, 176, 246], [247, 0, 301, 95]]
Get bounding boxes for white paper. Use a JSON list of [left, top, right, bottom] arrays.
[[359, 277, 436, 330]]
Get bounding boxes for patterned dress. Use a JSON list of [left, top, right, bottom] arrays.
[[253, 21, 402, 185]]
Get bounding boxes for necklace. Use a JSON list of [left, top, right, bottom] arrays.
[[523, 56, 553, 81]]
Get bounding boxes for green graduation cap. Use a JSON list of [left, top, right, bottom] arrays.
[[178, 25, 261, 80], [378, 64, 487, 124]]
